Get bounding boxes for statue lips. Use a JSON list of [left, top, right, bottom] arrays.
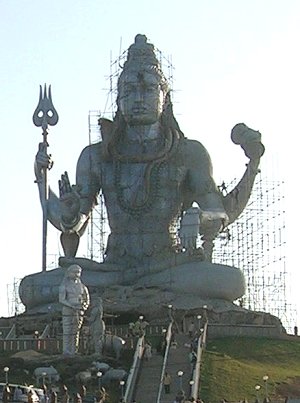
[[132, 107, 147, 114]]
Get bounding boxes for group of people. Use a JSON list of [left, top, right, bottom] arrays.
[[163, 372, 204, 403], [49, 383, 108, 403], [128, 317, 149, 337], [42, 383, 106, 403], [1, 382, 110, 403], [1, 383, 57, 403], [173, 393, 203, 403]]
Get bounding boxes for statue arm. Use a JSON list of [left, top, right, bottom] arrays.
[[34, 143, 62, 229], [81, 285, 90, 311], [222, 158, 260, 225], [185, 140, 228, 260], [34, 143, 101, 233], [59, 144, 101, 233], [58, 283, 76, 310], [222, 123, 264, 225], [186, 140, 228, 222]]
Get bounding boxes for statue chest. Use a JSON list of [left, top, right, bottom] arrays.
[[101, 159, 187, 214]]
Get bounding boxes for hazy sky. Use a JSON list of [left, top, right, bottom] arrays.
[[1, 0, 299, 325]]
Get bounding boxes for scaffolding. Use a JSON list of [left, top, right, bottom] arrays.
[[6, 278, 25, 317], [86, 110, 108, 263], [213, 174, 296, 332]]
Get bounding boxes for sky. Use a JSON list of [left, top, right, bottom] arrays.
[[0, 0, 299, 327]]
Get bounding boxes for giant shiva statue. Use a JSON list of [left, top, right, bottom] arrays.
[[20, 34, 264, 316]]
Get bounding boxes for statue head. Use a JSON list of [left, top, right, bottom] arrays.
[[100, 35, 183, 159], [65, 264, 82, 280], [117, 34, 170, 126]]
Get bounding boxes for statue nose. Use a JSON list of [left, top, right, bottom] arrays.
[[134, 87, 144, 103]]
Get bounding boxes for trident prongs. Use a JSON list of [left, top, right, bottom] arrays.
[[32, 84, 59, 134]]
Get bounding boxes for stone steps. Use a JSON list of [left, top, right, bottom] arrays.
[[134, 332, 194, 403]]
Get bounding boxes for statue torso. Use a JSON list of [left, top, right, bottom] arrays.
[[93, 131, 190, 265], [79, 125, 218, 268]]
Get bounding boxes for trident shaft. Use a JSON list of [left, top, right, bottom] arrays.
[[33, 84, 59, 271]]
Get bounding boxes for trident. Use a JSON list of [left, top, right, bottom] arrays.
[[33, 84, 59, 271]]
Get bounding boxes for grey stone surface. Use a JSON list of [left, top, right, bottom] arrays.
[[59, 265, 90, 355], [87, 296, 105, 356], [21, 34, 264, 316]]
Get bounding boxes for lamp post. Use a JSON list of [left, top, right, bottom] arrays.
[[168, 304, 173, 321], [255, 384, 261, 403], [263, 375, 269, 400], [177, 370, 184, 391], [42, 371, 47, 385], [120, 380, 125, 400], [97, 371, 102, 390], [203, 305, 208, 322], [196, 315, 202, 329], [189, 379, 194, 396], [3, 367, 9, 384]]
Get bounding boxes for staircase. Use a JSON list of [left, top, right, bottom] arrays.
[[162, 334, 193, 402], [134, 349, 164, 402], [134, 333, 194, 403]]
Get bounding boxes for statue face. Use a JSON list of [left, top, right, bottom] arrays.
[[118, 71, 165, 126], [67, 265, 81, 280]]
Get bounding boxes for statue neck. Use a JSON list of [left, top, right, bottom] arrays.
[[114, 122, 164, 158], [110, 120, 177, 163]]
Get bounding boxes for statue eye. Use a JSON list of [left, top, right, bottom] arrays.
[[123, 84, 135, 96]]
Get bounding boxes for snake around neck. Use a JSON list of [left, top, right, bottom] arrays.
[[111, 127, 181, 216]]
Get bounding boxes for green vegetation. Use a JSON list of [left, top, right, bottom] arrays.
[[201, 337, 300, 403]]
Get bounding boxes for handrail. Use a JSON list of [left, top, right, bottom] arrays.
[[6, 324, 16, 339], [40, 324, 50, 339], [124, 335, 145, 403], [156, 321, 173, 403], [191, 321, 208, 399]]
